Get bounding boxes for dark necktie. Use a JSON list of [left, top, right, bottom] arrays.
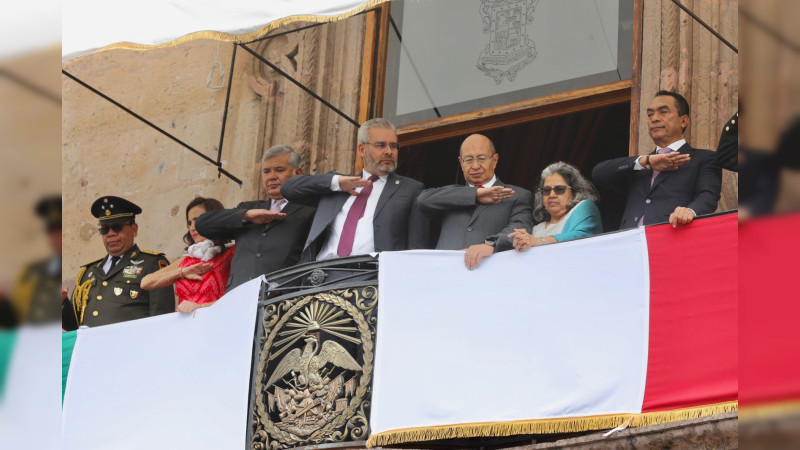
[[108, 256, 120, 273], [337, 175, 380, 257]]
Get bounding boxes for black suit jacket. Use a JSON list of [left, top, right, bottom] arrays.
[[591, 143, 722, 229], [195, 200, 315, 290], [280, 172, 430, 262]]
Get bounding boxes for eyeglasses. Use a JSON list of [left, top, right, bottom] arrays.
[[366, 141, 400, 151], [539, 185, 572, 195], [460, 156, 493, 165], [98, 223, 130, 235]]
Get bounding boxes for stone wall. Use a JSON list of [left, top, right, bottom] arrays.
[[62, 15, 368, 285]]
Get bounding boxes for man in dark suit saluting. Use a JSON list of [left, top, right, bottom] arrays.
[[592, 90, 722, 229], [280, 118, 429, 262], [195, 145, 315, 290]]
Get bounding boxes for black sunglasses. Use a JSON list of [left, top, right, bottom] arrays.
[[98, 223, 130, 235], [539, 185, 572, 195]]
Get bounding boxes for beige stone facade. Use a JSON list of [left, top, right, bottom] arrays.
[[62, 0, 738, 285], [62, 15, 369, 285]]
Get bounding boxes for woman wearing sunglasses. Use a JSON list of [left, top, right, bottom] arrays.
[[141, 197, 234, 312], [508, 162, 602, 251]]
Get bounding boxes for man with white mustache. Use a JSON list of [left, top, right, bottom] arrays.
[[281, 118, 430, 262]]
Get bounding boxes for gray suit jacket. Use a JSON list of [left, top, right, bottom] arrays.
[[417, 179, 534, 252], [280, 172, 430, 262], [195, 200, 315, 290]]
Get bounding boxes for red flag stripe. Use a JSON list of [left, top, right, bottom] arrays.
[[641, 214, 738, 412]]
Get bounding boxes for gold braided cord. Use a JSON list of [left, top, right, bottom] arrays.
[[71, 0, 390, 58], [366, 401, 738, 447], [72, 266, 91, 325]]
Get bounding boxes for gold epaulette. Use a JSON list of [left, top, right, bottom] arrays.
[[81, 257, 105, 268], [138, 249, 166, 257]]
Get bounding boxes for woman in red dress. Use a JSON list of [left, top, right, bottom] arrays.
[[141, 197, 234, 312]]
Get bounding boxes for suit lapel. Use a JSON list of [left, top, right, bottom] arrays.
[[651, 144, 692, 191], [264, 200, 291, 232], [468, 177, 502, 226], [374, 173, 399, 219]]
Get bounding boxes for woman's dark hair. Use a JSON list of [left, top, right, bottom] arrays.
[[183, 197, 225, 248]]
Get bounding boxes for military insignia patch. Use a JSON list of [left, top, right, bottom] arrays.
[[114, 287, 123, 296], [123, 265, 143, 278], [130, 290, 139, 299]]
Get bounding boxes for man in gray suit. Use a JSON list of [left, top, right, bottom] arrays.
[[195, 145, 315, 290], [281, 118, 429, 262], [417, 134, 533, 270]]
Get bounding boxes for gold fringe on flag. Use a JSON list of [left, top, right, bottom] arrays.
[[366, 401, 738, 447], [72, 0, 391, 59], [740, 400, 800, 421]]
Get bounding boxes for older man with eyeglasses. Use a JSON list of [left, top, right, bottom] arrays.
[[417, 134, 533, 270], [62, 196, 174, 331], [281, 118, 430, 263]]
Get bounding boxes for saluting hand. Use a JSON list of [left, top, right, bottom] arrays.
[[650, 152, 691, 171], [243, 209, 287, 224], [339, 176, 372, 196], [477, 186, 515, 204], [181, 262, 213, 281]]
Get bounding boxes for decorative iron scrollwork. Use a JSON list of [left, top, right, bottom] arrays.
[[251, 286, 377, 449]]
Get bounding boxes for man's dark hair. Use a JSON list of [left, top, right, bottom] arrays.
[[655, 90, 690, 117]]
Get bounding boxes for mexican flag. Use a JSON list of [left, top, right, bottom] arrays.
[[370, 213, 737, 446]]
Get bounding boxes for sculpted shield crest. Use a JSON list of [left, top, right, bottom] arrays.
[[252, 288, 376, 449]]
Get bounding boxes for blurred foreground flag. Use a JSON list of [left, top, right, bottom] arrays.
[[61, 278, 260, 450], [371, 213, 737, 446], [0, 325, 61, 449]]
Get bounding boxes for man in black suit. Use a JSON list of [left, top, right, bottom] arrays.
[[592, 90, 722, 229], [416, 134, 533, 270], [280, 118, 429, 262], [195, 145, 315, 290]]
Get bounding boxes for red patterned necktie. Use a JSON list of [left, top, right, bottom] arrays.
[[337, 175, 380, 257]]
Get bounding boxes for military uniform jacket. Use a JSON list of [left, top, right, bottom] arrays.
[[417, 179, 534, 252], [62, 245, 174, 331], [12, 256, 61, 324]]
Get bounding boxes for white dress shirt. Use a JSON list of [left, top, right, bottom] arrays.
[[316, 170, 387, 261], [468, 175, 497, 188], [633, 139, 686, 170]]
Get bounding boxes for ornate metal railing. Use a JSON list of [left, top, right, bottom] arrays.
[[248, 256, 379, 449]]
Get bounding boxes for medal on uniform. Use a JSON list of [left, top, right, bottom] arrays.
[[130, 290, 139, 299], [114, 287, 123, 296]]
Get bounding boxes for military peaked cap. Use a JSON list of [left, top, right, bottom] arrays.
[[91, 196, 142, 225]]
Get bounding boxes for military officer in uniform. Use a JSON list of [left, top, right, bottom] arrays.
[[62, 196, 174, 331], [11, 195, 63, 324]]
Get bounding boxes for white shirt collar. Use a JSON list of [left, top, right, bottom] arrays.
[[658, 139, 686, 152], [362, 170, 388, 182], [468, 175, 496, 188]]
